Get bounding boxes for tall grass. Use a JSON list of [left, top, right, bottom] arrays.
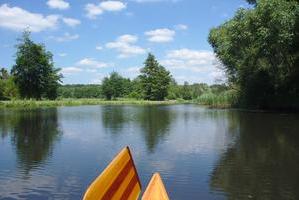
[[196, 90, 238, 108], [0, 98, 182, 108]]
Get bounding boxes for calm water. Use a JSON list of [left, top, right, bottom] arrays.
[[0, 105, 299, 200]]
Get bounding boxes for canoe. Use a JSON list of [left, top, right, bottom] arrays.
[[83, 146, 170, 200], [142, 173, 170, 200], [83, 147, 142, 200]]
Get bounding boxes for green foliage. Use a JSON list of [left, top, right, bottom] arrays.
[[181, 82, 192, 100], [196, 89, 238, 108], [209, 0, 299, 110], [0, 68, 19, 100], [11, 31, 62, 100], [58, 84, 102, 98], [102, 72, 132, 100], [139, 53, 172, 100]]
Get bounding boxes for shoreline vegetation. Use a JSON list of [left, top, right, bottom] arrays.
[[0, 99, 192, 108], [0, 94, 234, 109]]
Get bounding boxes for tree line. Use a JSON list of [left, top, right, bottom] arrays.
[[209, 0, 299, 110], [1, 31, 228, 102]]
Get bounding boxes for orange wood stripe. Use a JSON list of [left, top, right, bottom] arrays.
[[111, 168, 135, 200], [83, 148, 131, 200], [120, 175, 139, 200], [127, 182, 142, 200], [101, 159, 134, 200]]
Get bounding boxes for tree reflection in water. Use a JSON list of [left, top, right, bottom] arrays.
[[210, 112, 299, 199], [101, 105, 174, 152], [135, 106, 174, 152], [0, 108, 61, 174]]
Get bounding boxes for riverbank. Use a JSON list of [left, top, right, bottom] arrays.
[[0, 99, 191, 108]]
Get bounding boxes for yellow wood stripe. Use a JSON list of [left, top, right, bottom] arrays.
[[111, 168, 135, 200], [126, 182, 142, 200], [83, 148, 131, 200], [142, 173, 170, 200]]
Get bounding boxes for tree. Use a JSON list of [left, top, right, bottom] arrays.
[[11, 31, 62, 100], [0, 68, 9, 80], [0, 68, 19, 100], [139, 53, 171, 100], [209, 0, 299, 109], [101, 72, 130, 100], [181, 81, 192, 100]]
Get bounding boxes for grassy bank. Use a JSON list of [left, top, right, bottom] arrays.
[[195, 90, 238, 108], [0, 98, 189, 108], [0, 95, 237, 109]]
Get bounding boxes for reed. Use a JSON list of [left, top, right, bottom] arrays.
[[196, 90, 237, 108]]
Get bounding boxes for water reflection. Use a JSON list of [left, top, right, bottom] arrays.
[[210, 112, 299, 199], [101, 106, 130, 135], [136, 106, 174, 152], [0, 108, 61, 173], [101, 105, 174, 152]]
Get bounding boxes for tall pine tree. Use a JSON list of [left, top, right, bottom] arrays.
[[139, 53, 171, 100]]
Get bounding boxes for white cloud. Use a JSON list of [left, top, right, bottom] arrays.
[[145, 28, 175, 43], [85, 3, 103, 19], [174, 24, 188, 30], [127, 67, 141, 73], [106, 34, 146, 58], [161, 48, 225, 83], [85, 1, 126, 19], [50, 32, 79, 42], [77, 58, 110, 68], [162, 49, 216, 72], [0, 4, 59, 32], [96, 45, 103, 50], [61, 67, 82, 74], [62, 17, 81, 27], [47, 0, 70, 10], [100, 1, 127, 11]]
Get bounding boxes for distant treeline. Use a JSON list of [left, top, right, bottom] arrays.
[[57, 82, 232, 103]]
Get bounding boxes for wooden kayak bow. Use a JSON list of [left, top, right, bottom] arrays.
[[83, 146, 170, 200]]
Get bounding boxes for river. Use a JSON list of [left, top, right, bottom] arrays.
[[0, 105, 298, 199]]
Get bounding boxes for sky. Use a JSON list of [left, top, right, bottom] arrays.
[[0, 0, 250, 85]]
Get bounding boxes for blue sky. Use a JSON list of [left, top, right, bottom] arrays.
[[0, 0, 250, 85]]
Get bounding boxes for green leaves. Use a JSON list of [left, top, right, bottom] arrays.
[[209, 0, 299, 109], [139, 53, 171, 101], [102, 72, 131, 100], [11, 31, 62, 99]]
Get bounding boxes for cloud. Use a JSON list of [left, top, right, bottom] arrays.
[[85, 1, 126, 19], [61, 67, 83, 74], [145, 28, 175, 43], [100, 1, 127, 11], [162, 49, 216, 72], [0, 4, 59, 32], [77, 58, 110, 68], [161, 48, 225, 83], [50, 32, 79, 42], [95, 45, 103, 50], [47, 0, 70, 10], [62, 17, 81, 27], [106, 34, 146, 58], [174, 24, 188, 30], [85, 4, 103, 19]]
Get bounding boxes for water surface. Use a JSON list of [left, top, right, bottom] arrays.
[[0, 105, 299, 199]]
